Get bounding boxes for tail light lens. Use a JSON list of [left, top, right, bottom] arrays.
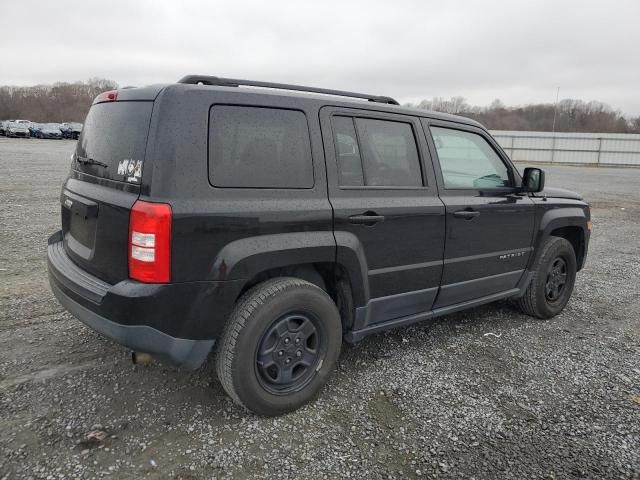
[[129, 200, 172, 283]]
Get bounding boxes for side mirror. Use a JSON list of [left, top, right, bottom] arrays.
[[522, 167, 545, 193]]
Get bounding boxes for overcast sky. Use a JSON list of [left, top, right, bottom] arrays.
[[1, 0, 638, 114]]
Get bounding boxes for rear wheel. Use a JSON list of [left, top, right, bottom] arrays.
[[517, 236, 577, 319], [216, 277, 342, 416]]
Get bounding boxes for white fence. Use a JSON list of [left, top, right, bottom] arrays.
[[490, 130, 640, 167]]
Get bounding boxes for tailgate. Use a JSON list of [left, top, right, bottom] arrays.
[[61, 100, 153, 284]]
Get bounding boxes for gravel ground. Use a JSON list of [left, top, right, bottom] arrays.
[[0, 137, 638, 479]]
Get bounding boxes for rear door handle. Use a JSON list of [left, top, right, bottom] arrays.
[[349, 212, 385, 225], [453, 210, 480, 219]]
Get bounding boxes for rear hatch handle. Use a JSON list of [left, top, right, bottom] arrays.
[[62, 191, 99, 219]]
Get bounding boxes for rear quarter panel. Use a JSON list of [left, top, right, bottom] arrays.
[[145, 86, 334, 283]]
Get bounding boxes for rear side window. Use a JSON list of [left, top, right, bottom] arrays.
[[331, 116, 423, 187], [75, 102, 152, 183], [331, 116, 364, 186], [209, 106, 314, 188]]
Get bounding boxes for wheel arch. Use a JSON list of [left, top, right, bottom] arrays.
[[530, 207, 589, 272], [548, 226, 586, 271], [212, 231, 370, 332]]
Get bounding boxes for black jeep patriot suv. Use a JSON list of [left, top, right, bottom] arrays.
[[48, 76, 591, 415]]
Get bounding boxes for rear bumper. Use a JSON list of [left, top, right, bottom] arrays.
[[50, 279, 214, 368], [47, 231, 243, 369]]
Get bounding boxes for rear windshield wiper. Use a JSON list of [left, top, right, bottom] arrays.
[[76, 156, 108, 168]]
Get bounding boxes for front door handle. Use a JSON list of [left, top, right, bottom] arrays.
[[453, 210, 480, 220], [349, 211, 385, 226]]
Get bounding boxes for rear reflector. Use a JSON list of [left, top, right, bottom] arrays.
[[93, 90, 118, 104], [129, 200, 172, 283]]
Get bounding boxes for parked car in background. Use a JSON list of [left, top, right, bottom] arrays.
[[1, 120, 17, 136], [70, 122, 83, 139], [15, 119, 32, 128], [59, 122, 83, 139], [33, 123, 63, 139], [59, 123, 71, 137], [5, 122, 30, 138]]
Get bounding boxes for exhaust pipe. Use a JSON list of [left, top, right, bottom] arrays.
[[132, 352, 153, 365]]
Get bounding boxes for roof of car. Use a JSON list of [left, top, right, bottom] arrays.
[[114, 81, 484, 129]]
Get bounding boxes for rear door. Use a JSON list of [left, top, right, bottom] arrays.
[[320, 107, 445, 329], [422, 119, 536, 307], [61, 100, 153, 284]]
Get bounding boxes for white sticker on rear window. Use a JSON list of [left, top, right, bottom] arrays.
[[117, 159, 128, 175], [117, 159, 143, 183]]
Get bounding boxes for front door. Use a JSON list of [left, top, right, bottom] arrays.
[[422, 120, 536, 308], [320, 107, 445, 330]]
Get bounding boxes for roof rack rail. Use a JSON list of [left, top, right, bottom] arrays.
[[177, 75, 400, 105]]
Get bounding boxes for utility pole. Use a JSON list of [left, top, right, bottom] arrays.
[[551, 87, 560, 133]]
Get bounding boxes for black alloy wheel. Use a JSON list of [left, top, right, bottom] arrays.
[[545, 257, 568, 303], [255, 313, 322, 394], [517, 236, 577, 319], [216, 277, 342, 416]]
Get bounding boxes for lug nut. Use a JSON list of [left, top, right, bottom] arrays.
[[295, 338, 301, 345], [285, 358, 291, 364], [296, 350, 302, 357], [278, 350, 284, 356], [284, 338, 290, 344]]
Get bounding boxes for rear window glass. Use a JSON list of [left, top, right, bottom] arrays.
[[208, 105, 314, 188], [74, 102, 152, 183]]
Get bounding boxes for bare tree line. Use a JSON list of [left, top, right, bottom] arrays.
[[2, 79, 639, 133], [0, 78, 118, 123], [407, 97, 640, 133]]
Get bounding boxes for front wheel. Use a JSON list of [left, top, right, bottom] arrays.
[[216, 277, 342, 416], [517, 236, 577, 319]]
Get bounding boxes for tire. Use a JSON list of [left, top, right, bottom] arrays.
[[517, 236, 577, 319], [216, 277, 342, 416]]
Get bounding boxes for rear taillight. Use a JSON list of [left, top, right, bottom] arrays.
[[93, 90, 118, 104], [128, 200, 172, 283]]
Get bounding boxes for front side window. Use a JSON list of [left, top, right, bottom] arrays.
[[331, 116, 423, 187], [430, 127, 511, 189], [209, 106, 314, 188]]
